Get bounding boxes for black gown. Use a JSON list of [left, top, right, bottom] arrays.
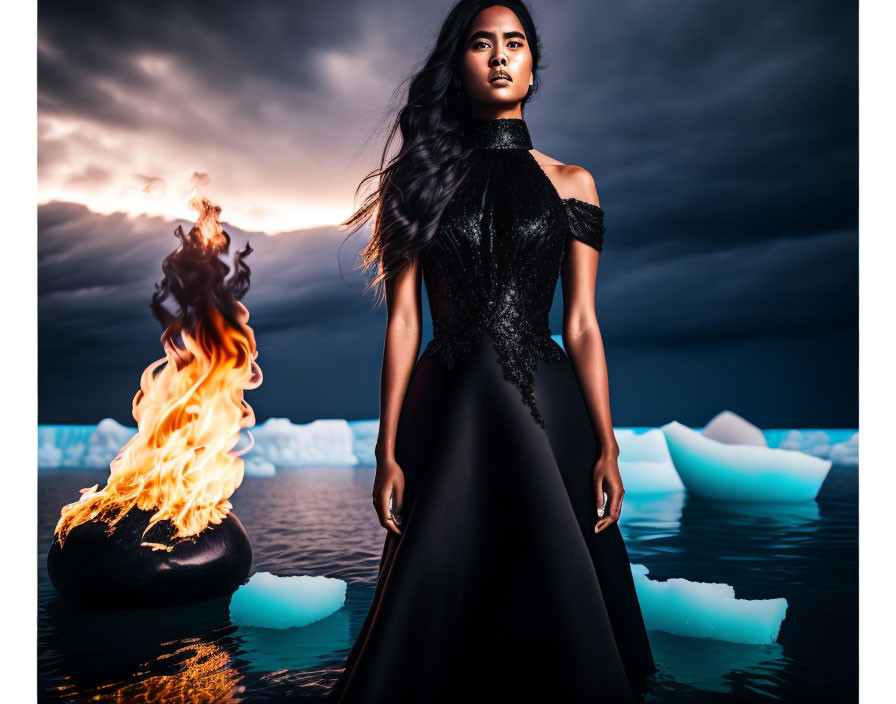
[[329, 117, 656, 703]]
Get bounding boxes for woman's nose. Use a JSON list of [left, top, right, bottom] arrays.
[[489, 54, 507, 66]]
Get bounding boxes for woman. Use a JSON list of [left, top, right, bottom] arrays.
[[330, 1, 656, 701]]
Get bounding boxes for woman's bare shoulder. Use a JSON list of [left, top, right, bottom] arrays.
[[529, 149, 599, 204], [529, 148, 566, 167]]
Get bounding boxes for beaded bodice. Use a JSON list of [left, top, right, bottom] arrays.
[[420, 117, 605, 428]]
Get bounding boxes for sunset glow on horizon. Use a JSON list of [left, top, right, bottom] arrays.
[[37, 190, 358, 237], [38, 115, 363, 235]]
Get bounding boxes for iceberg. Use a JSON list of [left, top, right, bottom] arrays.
[[38, 420, 137, 469], [229, 571, 347, 629], [38, 425, 94, 469], [701, 410, 766, 447], [37, 414, 856, 477], [777, 429, 858, 467], [779, 429, 832, 457], [245, 418, 358, 468], [631, 563, 787, 645], [83, 418, 138, 468], [829, 431, 858, 466], [661, 420, 832, 502], [348, 419, 380, 467], [244, 456, 276, 477], [37, 417, 361, 471], [615, 428, 684, 494]]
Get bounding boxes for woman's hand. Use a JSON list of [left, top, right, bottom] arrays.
[[593, 448, 624, 533], [372, 456, 405, 536]]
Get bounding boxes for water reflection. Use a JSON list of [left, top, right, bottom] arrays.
[[65, 640, 245, 703], [620, 491, 686, 542], [684, 496, 821, 532], [647, 631, 788, 696], [42, 593, 234, 694], [234, 610, 351, 673], [38, 466, 857, 702]]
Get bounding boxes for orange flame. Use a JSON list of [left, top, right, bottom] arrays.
[[54, 194, 261, 548]]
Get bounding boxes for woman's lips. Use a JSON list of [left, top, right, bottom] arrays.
[[489, 73, 512, 83]]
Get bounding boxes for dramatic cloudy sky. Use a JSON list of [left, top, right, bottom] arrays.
[[38, 0, 857, 428]]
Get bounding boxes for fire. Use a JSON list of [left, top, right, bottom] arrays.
[[54, 191, 261, 549]]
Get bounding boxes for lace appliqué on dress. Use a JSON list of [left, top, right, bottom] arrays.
[[422, 308, 563, 429]]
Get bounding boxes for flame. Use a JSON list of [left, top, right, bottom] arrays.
[[54, 192, 261, 548], [187, 190, 228, 250]]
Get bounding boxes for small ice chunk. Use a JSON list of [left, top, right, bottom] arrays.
[[630, 563, 788, 644], [615, 428, 685, 494], [229, 572, 347, 629], [701, 410, 767, 447], [661, 420, 832, 501]]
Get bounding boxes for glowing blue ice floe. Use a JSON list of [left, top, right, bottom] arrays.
[[229, 571, 347, 629], [661, 420, 832, 502], [615, 428, 684, 494], [631, 563, 788, 644]]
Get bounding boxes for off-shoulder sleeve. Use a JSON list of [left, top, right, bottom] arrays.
[[562, 197, 605, 252]]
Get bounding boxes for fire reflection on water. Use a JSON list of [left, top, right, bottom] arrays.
[[54, 640, 245, 704]]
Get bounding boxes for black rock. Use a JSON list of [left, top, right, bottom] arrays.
[[47, 507, 252, 609]]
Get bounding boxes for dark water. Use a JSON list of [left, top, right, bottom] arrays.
[[38, 465, 857, 703]]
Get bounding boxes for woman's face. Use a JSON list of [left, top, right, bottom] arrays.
[[460, 5, 534, 111]]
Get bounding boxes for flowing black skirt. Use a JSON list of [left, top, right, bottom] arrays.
[[328, 332, 656, 703]]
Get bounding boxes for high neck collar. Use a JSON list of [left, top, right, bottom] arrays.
[[468, 117, 533, 150]]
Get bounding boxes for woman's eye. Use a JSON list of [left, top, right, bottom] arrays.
[[473, 41, 490, 49], [508, 41, 523, 48]]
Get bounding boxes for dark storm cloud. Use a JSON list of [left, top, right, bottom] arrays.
[[37, 0, 857, 426], [37, 0, 857, 246], [39, 201, 856, 425], [586, 228, 857, 345], [523, 0, 857, 252], [37, 0, 425, 151], [38, 202, 387, 422]]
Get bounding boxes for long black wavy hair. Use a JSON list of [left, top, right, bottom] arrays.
[[338, 0, 544, 306]]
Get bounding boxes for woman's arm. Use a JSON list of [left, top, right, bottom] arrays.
[[559, 169, 623, 534], [372, 253, 424, 535]]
